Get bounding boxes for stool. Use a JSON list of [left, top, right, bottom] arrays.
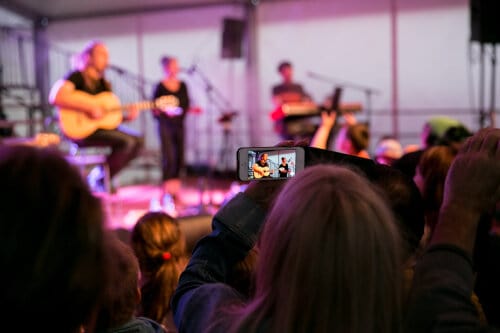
[[63, 140, 112, 193], [66, 154, 111, 193]]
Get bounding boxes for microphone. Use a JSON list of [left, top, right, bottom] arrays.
[[181, 65, 197, 75], [306, 71, 338, 85], [306, 71, 333, 81], [108, 64, 125, 75], [306, 71, 319, 78]]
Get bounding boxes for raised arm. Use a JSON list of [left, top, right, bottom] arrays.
[[310, 111, 336, 149], [405, 128, 500, 333], [432, 128, 500, 252], [172, 179, 285, 332]]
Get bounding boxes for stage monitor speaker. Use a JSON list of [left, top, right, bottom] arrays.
[[470, 0, 500, 44], [221, 18, 245, 59]]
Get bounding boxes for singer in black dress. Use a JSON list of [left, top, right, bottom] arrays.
[[152, 56, 190, 200]]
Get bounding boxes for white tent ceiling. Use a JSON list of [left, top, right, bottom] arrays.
[[0, 0, 465, 23], [0, 0, 273, 21]]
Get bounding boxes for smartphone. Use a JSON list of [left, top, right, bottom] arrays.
[[237, 147, 305, 181], [304, 146, 377, 178]]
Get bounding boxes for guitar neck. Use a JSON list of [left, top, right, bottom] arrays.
[[109, 100, 156, 113]]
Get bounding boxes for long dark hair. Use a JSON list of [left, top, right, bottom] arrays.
[[347, 123, 370, 153], [94, 235, 140, 330], [0, 146, 107, 332], [370, 164, 425, 261], [417, 145, 457, 240], [229, 164, 403, 333]]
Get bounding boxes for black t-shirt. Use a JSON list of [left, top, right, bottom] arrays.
[[152, 81, 190, 122], [65, 70, 111, 95], [272, 83, 304, 96], [278, 162, 289, 177], [271, 82, 315, 139]]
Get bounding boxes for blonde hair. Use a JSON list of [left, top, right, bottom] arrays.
[[74, 40, 105, 69]]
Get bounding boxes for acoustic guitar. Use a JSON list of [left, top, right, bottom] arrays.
[[253, 164, 273, 179], [58, 91, 179, 140]]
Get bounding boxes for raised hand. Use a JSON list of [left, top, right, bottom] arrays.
[[432, 127, 500, 253], [342, 111, 357, 126], [442, 127, 500, 214], [320, 111, 337, 130]]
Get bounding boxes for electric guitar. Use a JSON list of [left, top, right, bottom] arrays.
[[58, 91, 180, 140], [270, 101, 363, 121], [269, 101, 363, 137]]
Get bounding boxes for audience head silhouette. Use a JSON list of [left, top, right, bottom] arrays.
[[94, 235, 140, 331], [370, 163, 425, 262], [234, 164, 403, 333], [335, 123, 370, 157], [0, 146, 108, 332]]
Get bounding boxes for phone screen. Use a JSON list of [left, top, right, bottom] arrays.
[[237, 147, 305, 181]]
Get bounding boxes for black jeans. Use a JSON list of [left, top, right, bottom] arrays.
[[73, 125, 143, 179], [157, 117, 184, 181]]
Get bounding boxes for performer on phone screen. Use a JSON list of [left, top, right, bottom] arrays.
[[278, 157, 290, 178], [252, 153, 272, 179]]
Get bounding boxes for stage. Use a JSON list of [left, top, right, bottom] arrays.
[[96, 175, 244, 251]]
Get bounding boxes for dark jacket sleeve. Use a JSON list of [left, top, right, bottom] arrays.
[[405, 244, 499, 333], [172, 193, 266, 333]]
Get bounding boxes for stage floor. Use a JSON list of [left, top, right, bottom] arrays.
[[96, 176, 242, 231]]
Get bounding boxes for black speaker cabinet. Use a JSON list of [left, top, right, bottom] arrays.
[[221, 18, 246, 59], [470, 0, 500, 44]]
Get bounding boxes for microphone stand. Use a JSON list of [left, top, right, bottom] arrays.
[[190, 65, 234, 117], [307, 71, 380, 126], [188, 65, 235, 215], [107, 64, 157, 184], [107, 64, 154, 99]]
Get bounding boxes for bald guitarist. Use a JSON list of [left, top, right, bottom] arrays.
[[252, 153, 274, 179], [49, 40, 143, 181]]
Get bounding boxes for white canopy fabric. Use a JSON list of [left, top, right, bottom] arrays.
[[0, 0, 262, 21]]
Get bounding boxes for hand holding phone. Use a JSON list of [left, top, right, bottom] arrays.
[[242, 142, 302, 209]]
